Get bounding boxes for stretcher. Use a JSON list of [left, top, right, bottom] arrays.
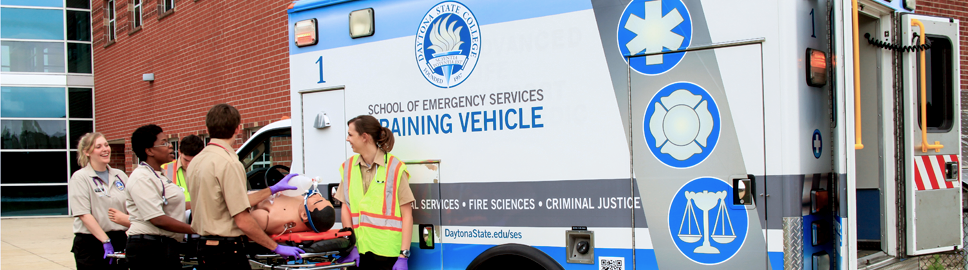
[[106, 228, 356, 270]]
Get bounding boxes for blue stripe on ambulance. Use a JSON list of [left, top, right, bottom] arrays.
[[288, 0, 593, 54]]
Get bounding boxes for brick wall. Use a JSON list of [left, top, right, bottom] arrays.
[[92, 0, 292, 174], [917, 0, 968, 167]]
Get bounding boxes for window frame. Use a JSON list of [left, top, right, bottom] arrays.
[[129, 0, 142, 33], [103, 0, 116, 46], [156, 0, 174, 20]]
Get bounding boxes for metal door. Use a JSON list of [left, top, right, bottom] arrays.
[[407, 161, 443, 269], [900, 14, 962, 256], [630, 42, 768, 269], [298, 87, 347, 191]]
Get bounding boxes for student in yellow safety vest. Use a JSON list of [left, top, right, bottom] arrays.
[[335, 115, 415, 270], [161, 134, 204, 210]]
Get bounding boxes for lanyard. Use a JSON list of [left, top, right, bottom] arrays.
[[92, 177, 110, 197], [207, 142, 230, 154], [140, 162, 169, 206], [357, 153, 389, 186], [92, 174, 124, 197]]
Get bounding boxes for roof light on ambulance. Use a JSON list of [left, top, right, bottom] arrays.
[[806, 48, 827, 87], [294, 19, 318, 47], [349, 8, 374, 38]]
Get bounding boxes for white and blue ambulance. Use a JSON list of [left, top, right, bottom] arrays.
[[244, 0, 965, 269]]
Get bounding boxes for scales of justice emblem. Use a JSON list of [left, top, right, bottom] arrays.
[[669, 177, 748, 265], [415, 1, 481, 88]]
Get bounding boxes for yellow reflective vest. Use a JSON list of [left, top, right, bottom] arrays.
[[339, 153, 407, 257], [161, 160, 190, 202]]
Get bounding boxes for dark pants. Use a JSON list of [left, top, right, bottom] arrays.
[[195, 236, 249, 270], [71, 231, 128, 270], [126, 234, 182, 270], [349, 252, 399, 270]]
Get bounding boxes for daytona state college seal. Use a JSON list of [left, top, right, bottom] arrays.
[[415, 1, 481, 88]]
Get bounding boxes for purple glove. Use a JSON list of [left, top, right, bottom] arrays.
[[337, 247, 359, 267], [273, 244, 305, 259], [392, 257, 408, 270], [102, 242, 114, 264], [269, 173, 299, 194]]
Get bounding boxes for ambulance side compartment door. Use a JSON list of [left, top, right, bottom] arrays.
[[407, 161, 443, 269]]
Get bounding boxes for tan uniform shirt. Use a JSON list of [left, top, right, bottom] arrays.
[[125, 164, 186, 240], [334, 150, 415, 206], [69, 165, 129, 234], [186, 142, 250, 237]]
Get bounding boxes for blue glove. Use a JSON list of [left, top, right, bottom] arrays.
[[273, 244, 305, 259], [102, 242, 114, 264], [392, 257, 408, 270], [270, 173, 299, 194], [337, 247, 360, 267]]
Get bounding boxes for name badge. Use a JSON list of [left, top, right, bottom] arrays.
[[115, 181, 125, 191]]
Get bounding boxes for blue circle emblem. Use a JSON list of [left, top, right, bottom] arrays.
[[643, 82, 720, 168], [617, 0, 692, 75], [415, 1, 481, 88], [668, 177, 749, 265]]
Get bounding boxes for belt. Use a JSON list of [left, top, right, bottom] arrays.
[[197, 235, 248, 247], [129, 234, 177, 242], [197, 235, 247, 241]]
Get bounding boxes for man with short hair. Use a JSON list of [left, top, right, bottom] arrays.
[[187, 103, 304, 269], [162, 134, 204, 210]]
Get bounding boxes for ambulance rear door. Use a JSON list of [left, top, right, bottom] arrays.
[[900, 13, 962, 256]]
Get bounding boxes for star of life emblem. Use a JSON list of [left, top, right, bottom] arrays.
[[415, 1, 481, 88], [617, 0, 692, 75]]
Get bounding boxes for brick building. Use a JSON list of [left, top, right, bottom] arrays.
[[91, 0, 293, 174]]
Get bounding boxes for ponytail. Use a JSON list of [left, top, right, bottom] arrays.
[[377, 127, 394, 153], [348, 115, 395, 153]]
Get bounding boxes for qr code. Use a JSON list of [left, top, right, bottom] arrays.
[[598, 256, 625, 270]]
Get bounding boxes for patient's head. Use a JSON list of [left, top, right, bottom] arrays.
[[251, 193, 336, 235], [304, 193, 336, 232]]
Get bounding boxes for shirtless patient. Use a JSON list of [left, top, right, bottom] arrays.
[[250, 191, 336, 235]]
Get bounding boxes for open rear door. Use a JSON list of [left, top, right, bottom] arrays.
[[900, 14, 962, 256]]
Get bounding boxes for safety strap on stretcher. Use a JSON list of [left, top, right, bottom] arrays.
[[272, 229, 352, 243]]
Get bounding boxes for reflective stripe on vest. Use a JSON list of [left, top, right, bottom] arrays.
[[339, 153, 407, 257], [341, 155, 355, 213], [162, 160, 177, 181]]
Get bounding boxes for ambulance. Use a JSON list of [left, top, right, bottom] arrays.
[[239, 0, 965, 269]]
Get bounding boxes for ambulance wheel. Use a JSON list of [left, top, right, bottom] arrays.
[[466, 244, 563, 270]]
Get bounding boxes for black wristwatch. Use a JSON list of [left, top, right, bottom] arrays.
[[400, 250, 411, 258]]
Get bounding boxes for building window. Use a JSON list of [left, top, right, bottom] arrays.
[[130, 0, 142, 30], [104, 0, 116, 44], [157, 0, 174, 19], [0, 8, 65, 40], [0, 2, 94, 217], [1, 41, 66, 73], [0, 86, 94, 216]]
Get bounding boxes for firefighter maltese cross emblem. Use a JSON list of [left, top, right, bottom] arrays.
[[668, 177, 748, 265], [415, 1, 481, 88], [644, 82, 720, 168], [617, 0, 692, 75]]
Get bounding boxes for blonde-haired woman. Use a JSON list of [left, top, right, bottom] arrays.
[[68, 132, 129, 270]]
